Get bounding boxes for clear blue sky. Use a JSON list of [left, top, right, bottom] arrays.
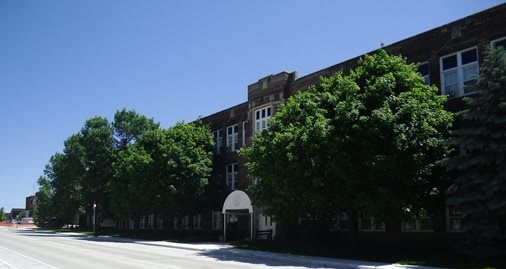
[[0, 0, 503, 212]]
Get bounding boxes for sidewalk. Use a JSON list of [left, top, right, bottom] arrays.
[[80, 234, 444, 269]]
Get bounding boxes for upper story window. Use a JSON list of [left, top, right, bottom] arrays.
[[226, 125, 239, 151], [226, 163, 238, 190], [491, 36, 506, 50], [418, 62, 430, 85], [255, 106, 272, 133], [213, 130, 222, 154], [440, 47, 479, 97]]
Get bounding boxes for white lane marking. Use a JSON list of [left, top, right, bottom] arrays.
[[0, 245, 60, 269], [0, 256, 19, 269]]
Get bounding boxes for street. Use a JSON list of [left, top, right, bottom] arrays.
[[0, 228, 420, 269]]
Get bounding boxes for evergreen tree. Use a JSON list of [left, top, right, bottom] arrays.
[[447, 48, 506, 257], [0, 207, 6, 221]]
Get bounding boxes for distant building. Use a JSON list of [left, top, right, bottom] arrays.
[[26, 195, 35, 217], [10, 208, 26, 220]]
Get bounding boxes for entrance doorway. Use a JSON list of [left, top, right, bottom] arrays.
[[222, 190, 253, 241]]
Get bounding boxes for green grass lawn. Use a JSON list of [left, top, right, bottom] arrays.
[[233, 240, 505, 269]]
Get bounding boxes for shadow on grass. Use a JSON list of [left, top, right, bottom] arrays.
[[230, 240, 506, 269]]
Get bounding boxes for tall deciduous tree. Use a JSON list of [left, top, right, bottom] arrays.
[[243, 50, 453, 235], [446, 48, 506, 257], [34, 176, 55, 227], [113, 109, 159, 150], [162, 121, 214, 215], [80, 117, 114, 219], [50, 135, 86, 225], [111, 121, 214, 218]]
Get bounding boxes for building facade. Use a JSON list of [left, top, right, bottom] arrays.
[[116, 4, 506, 242], [197, 3, 506, 240]]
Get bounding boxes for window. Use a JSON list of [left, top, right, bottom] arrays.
[[139, 216, 145, 230], [448, 207, 463, 232], [158, 218, 164, 230], [418, 62, 430, 85], [491, 36, 506, 49], [173, 217, 178, 230], [193, 214, 201, 229], [359, 216, 385, 231], [213, 130, 222, 154], [440, 47, 479, 97], [297, 214, 319, 225], [419, 218, 433, 231], [182, 216, 189, 230], [255, 106, 272, 133], [211, 211, 223, 230], [226, 163, 239, 190], [242, 121, 246, 146], [330, 213, 349, 231], [148, 214, 154, 229], [264, 216, 273, 227], [226, 125, 239, 151], [403, 219, 417, 231], [402, 217, 433, 232]]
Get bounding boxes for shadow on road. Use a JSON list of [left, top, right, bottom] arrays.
[[196, 248, 361, 268], [11, 228, 383, 268]]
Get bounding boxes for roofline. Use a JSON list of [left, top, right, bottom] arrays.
[[200, 101, 249, 121], [295, 2, 506, 82]]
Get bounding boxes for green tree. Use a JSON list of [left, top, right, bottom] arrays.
[[446, 48, 506, 257], [161, 121, 214, 215], [15, 210, 28, 221], [111, 143, 156, 219], [113, 109, 159, 150], [0, 207, 6, 221], [80, 117, 114, 220], [111, 121, 214, 219], [243, 50, 453, 236], [34, 176, 55, 227], [50, 135, 86, 225]]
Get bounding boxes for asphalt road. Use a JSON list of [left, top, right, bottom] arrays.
[[0, 227, 373, 269]]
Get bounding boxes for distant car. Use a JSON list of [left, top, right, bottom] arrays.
[[10, 219, 18, 224]]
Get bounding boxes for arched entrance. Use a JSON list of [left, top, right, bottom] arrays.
[[222, 190, 253, 241]]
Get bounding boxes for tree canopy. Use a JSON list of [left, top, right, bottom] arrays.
[[35, 109, 214, 228], [242, 50, 453, 232]]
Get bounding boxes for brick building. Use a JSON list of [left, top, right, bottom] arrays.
[[192, 3, 506, 241], [25, 195, 35, 217]]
